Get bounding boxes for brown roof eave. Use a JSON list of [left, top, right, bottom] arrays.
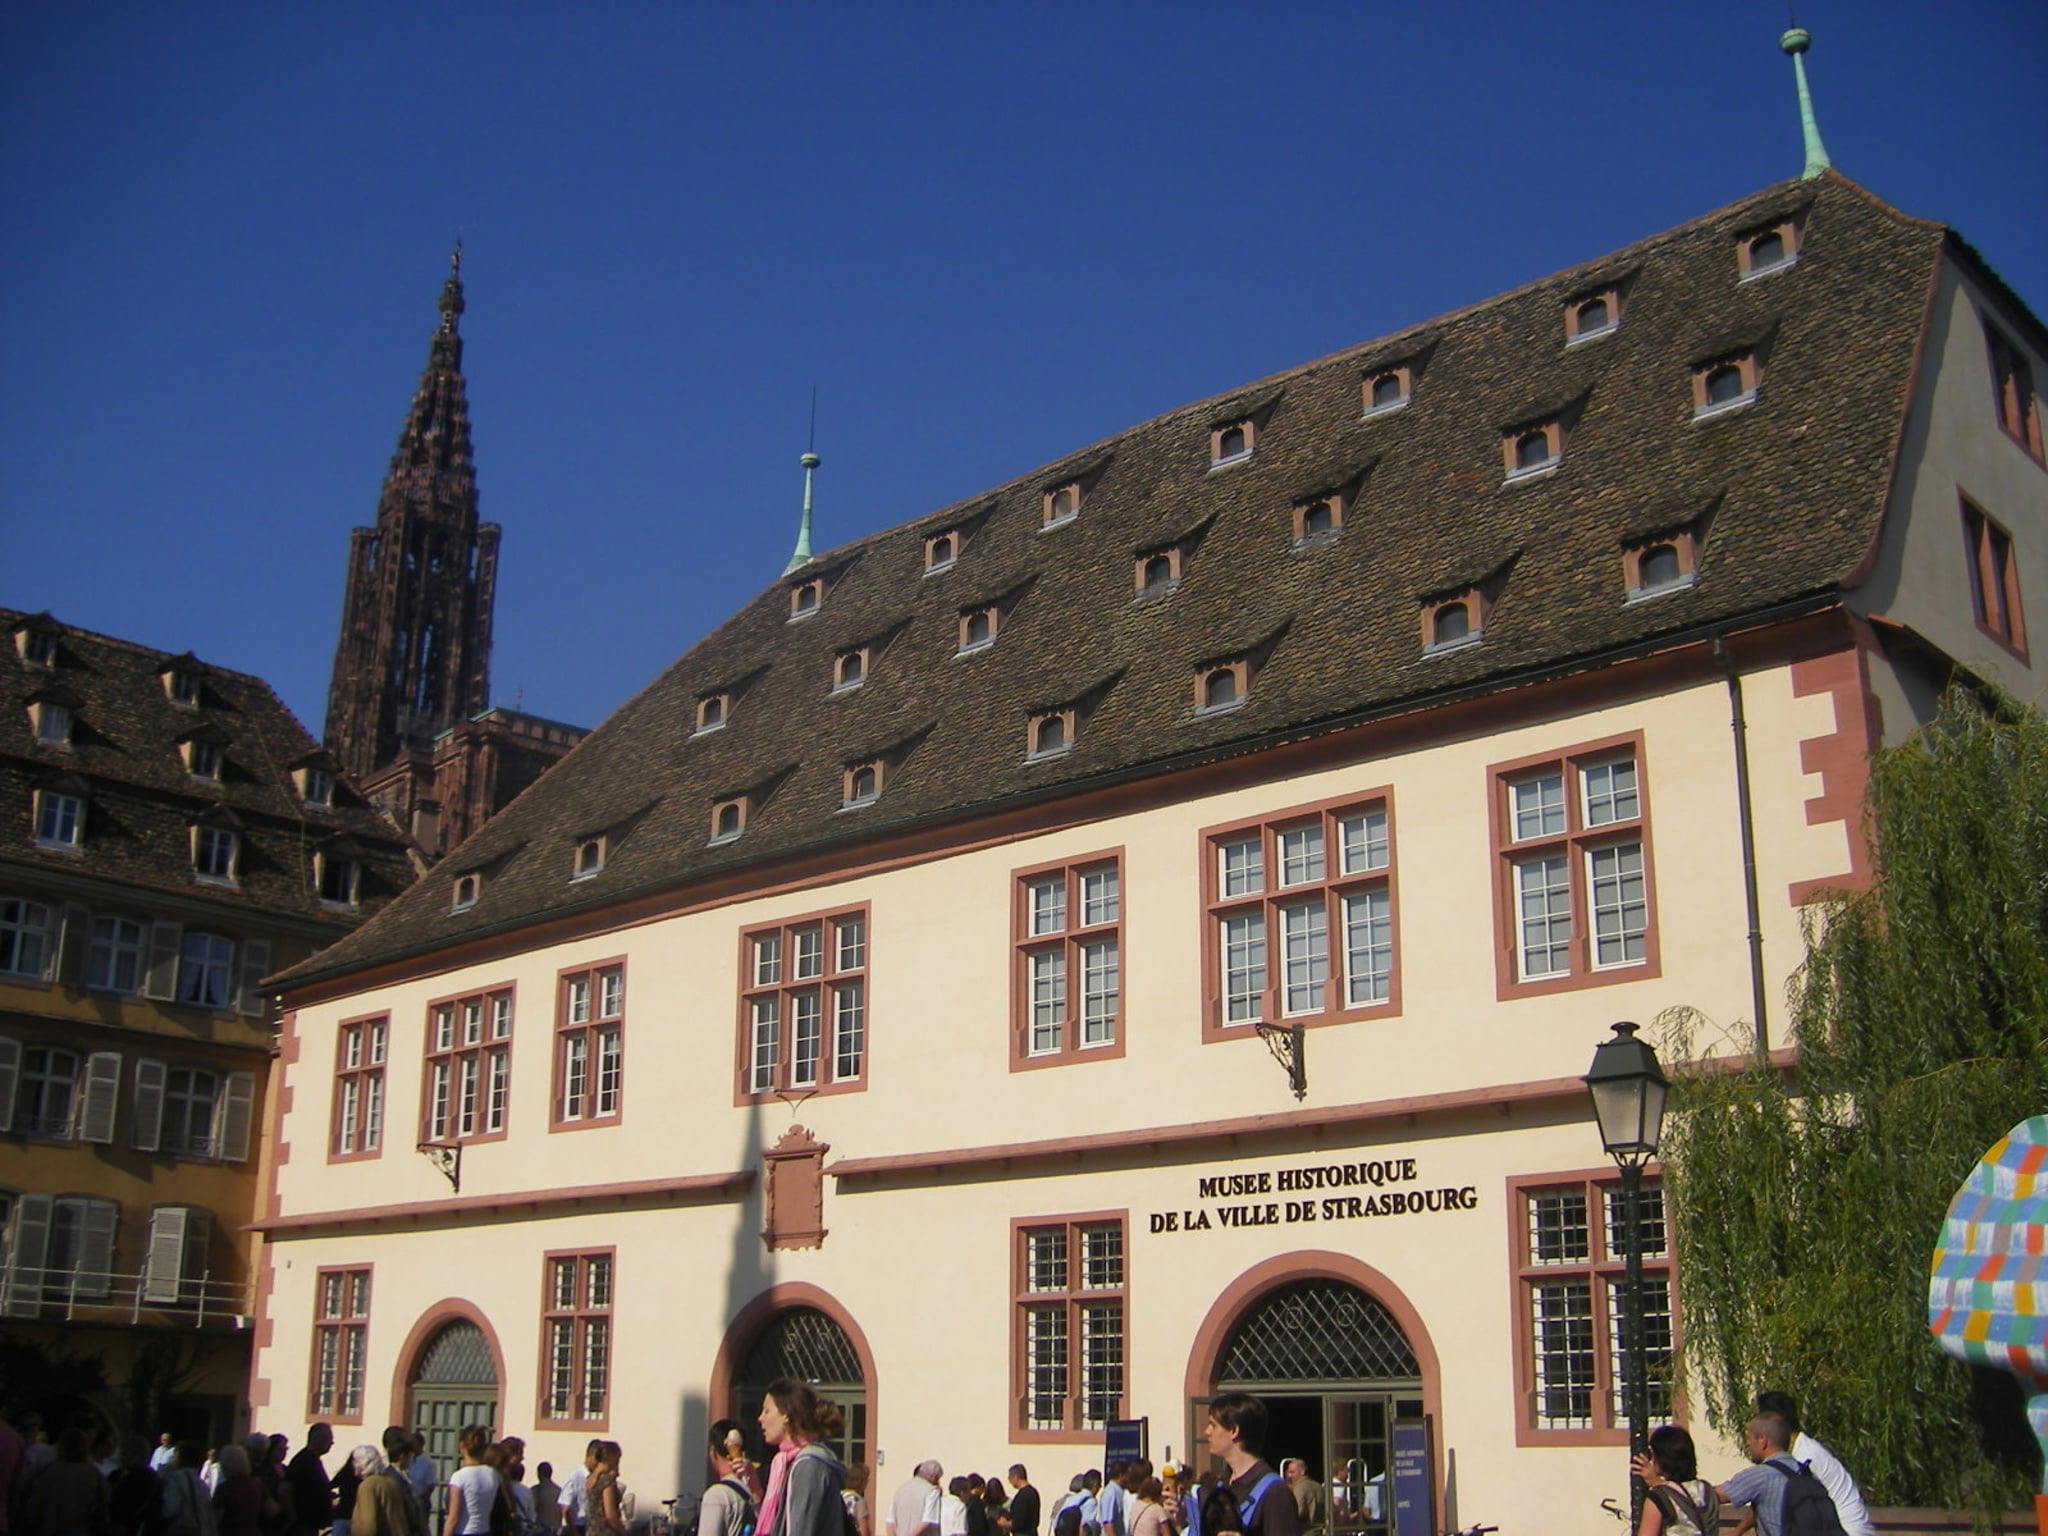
[[272, 590, 1849, 1007]]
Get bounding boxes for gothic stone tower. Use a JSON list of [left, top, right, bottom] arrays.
[[324, 249, 500, 786]]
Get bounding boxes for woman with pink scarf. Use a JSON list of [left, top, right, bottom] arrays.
[[753, 1380, 847, 1536]]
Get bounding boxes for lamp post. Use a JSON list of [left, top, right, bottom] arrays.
[[1584, 1020, 1669, 1529]]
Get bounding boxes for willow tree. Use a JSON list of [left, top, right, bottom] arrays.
[[1658, 688, 2048, 1510]]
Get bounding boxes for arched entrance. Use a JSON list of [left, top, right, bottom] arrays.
[[714, 1287, 874, 1473], [1187, 1256, 1441, 1536], [406, 1319, 500, 1478]]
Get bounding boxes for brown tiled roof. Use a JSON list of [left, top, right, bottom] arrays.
[[281, 173, 1950, 988], [1, 610, 416, 924]]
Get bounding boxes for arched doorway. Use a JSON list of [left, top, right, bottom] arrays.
[[1187, 1257, 1440, 1536], [731, 1305, 870, 1470], [408, 1319, 500, 1479]]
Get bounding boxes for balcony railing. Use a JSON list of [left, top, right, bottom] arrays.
[[0, 1263, 256, 1329]]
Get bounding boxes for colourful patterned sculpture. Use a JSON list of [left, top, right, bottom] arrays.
[[1928, 1114, 2048, 1529]]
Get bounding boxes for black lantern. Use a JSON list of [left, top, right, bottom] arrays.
[[1585, 1020, 1669, 1527], [1584, 1020, 1668, 1166]]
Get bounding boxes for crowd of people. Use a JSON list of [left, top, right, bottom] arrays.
[[0, 1382, 1879, 1536]]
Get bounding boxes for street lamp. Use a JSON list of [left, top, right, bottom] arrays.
[[1584, 1020, 1669, 1529]]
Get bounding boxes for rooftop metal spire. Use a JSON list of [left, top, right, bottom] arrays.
[[1780, 25, 1832, 180], [784, 388, 820, 574]]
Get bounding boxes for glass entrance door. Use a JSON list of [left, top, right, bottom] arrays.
[[1327, 1395, 1422, 1536]]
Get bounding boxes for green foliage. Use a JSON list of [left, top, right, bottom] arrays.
[[1657, 689, 2048, 1511]]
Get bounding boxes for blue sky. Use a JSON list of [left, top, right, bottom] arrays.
[[4, 1, 2044, 735]]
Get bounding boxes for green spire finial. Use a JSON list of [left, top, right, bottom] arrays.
[[784, 389, 820, 574], [1780, 26, 1832, 180]]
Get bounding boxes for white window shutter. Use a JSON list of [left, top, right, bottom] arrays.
[[74, 1199, 117, 1299], [217, 1072, 255, 1163], [184, 1207, 214, 1305], [131, 1058, 166, 1152], [144, 1206, 188, 1303], [236, 938, 272, 1018], [78, 1052, 121, 1144], [2, 1194, 52, 1316], [0, 1036, 18, 1134], [144, 922, 183, 1001], [57, 902, 90, 986]]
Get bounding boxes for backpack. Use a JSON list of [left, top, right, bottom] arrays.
[[1767, 1460, 1847, 1536], [1054, 1502, 1084, 1536], [1647, 1482, 1719, 1536], [717, 1478, 758, 1536], [1181, 1474, 1281, 1536]]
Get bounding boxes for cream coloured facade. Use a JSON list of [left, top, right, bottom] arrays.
[[252, 175, 2043, 1527]]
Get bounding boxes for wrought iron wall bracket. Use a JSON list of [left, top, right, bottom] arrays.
[[1254, 1019, 1307, 1100], [417, 1140, 462, 1193]]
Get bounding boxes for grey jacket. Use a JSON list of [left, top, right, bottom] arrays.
[[769, 1445, 847, 1536]]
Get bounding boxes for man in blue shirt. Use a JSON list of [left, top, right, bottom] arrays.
[[1706, 1413, 1811, 1536]]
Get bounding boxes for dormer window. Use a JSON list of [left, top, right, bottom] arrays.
[[1195, 662, 1248, 716], [17, 629, 57, 667], [1422, 594, 1486, 656], [709, 798, 747, 845], [694, 693, 729, 735], [32, 701, 73, 747], [184, 738, 223, 781], [572, 838, 606, 881], [958, 606, 999, 655], [924, 530, 960, 573], [1210, 420, 1255, 469], [316, 852, 363, 908], [1693, 356, 1760, 419], [788, 578, 824, 621], [1027, 711, 1075, 762], [832, 647, 868, 693], [1739, 221, 1800, 280], [1135, 548, 1182, 597], [192, 824, 240, 884], [841, 761, 883, 810], [1624, 536, 1701, 602], [1363, 368, 1411, 418], [34, 788, 84, 850], [451, 872, 482, 913], [1293, 494, 1344, 547], [297, 767, 335, 807], [1503, 423, 1562, 482], [165, 670, 200, 707], [1566, 290, 1620, 344], [1042, 483, 1082, 530]]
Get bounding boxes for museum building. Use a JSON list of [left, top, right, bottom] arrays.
[[247, 165, 2044, 1526]]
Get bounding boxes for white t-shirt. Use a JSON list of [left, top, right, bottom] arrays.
[[560, 1468, 590, 1522], [1792, 1433, 1875, 1536], [450, 1465, 503, 1536], [940, 1496, 968, 1536]]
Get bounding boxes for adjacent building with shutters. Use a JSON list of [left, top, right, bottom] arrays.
[[0, 609, 414, 1446]]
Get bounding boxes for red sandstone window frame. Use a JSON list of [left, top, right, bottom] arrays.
[[1027, 710, 1076, 761], [1362, 366, 1412, 417], [1010, 850, 1126, 1073], [1622, 535, 1699, 600], [1691, 354, 1760, 417], [1134, 547, 1183, 596], [537, 1247, 615, 1430], [1565, 289, 1621, 344], [841, 761, 885, 809], [1986, 323, 2045, 464], [1293, 493, 1344, 546], [1209, 419, 1256, 468], [709, 797, 748, 845], [1507, 1167, 1675, 1447], [308, 1264, 372, 1424], [1961, 497, 2029, 661], [958, 605, 1000, 654], [1488, 732, 1660, 1001], [1502, 422, 1563, 480], [1421, 593, 1487, 654], [1010, 1209, 1130, 1442], [1198, 788, 1401, 1044], [735, 903, 871, 1106], [1737, 219, 1801, 279], [694, 693, 729, 735], [420, 984, 515, 1146], [1042, 483, 1083, 529], [1194, 662, 1248, 714], [924, 529, 962, 572], [552, 959, 625, 1133], [832, 647, 869, 693], [450, 872, 482, 913], [329, 1013, 388, 1164], [788, 578, 825, 620]]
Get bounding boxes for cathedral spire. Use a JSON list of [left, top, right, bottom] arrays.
[[1780, 26, 1832, 180], [324, 251, 500, 783]]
